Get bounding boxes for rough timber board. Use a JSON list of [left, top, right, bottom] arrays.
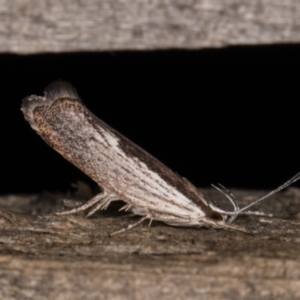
[[1, 187, 300, 299], [2, 0, 300, 54]]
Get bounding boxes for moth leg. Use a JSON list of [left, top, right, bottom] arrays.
[[119, 203, 133, 212], [110, 216, 147, 236], [239, 210, 273, 217], [56, 191, 109, 215], [62, 199, 83, 208], [86, 195, 120, 217], [200, 217, 254, 234], [148, 218, 153, 227]]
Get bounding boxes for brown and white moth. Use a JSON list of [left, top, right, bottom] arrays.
[[21, 81, 300, 235]]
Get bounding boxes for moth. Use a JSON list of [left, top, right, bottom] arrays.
[[21, 81, 300, 235]]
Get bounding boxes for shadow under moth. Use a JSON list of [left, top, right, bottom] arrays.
[[21, 81, 300, 235]]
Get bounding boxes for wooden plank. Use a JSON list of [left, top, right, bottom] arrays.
[[1, 187, 300, 299], [2, 0, 300, 53]]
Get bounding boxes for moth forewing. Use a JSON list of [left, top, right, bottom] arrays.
[[21, 81, 300, 235]]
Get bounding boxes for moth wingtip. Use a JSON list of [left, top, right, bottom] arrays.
[[21, 80, 80, 123], [22, 94, 43, 107], [21, 95, 45, 124]]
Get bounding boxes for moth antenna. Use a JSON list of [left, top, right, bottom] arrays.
[[217, 184, 239, 210], [219, 171, 300, 216], [211, 183, 239, 223], [211, 184, 239, 211], [237, 171, 300, 213]]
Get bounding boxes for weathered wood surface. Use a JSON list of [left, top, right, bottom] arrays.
[[1, 187, 300, 299], [2, 0, 300, 54]]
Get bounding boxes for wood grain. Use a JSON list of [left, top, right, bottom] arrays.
[[2, 0, 300, 53], [1, 187, 300, 299]]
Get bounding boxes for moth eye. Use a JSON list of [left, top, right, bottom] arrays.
[[209, 211, 223, 220]]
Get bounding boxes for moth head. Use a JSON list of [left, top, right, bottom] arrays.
[[209, 172, 300, 222]]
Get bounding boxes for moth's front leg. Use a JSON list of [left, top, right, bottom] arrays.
[[56, 191, 119, 216]]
